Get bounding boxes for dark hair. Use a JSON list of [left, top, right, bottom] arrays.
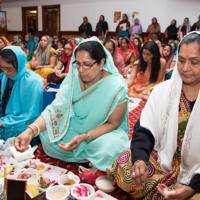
[[121, 37, 130, 45], [122, 14, 128, 21], [100, 15, 105, 21], [0, 49, 18, 69], [65, 40, 73, 48], [104, 39, 116, 52], [139, 41, 161, 83], [75, 41, 106, 64], [134, 37, 142, 51], [179, 32, 200, 51], [163, 44, 173, 54]]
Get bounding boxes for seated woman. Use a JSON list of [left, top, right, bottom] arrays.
[[104, 39, 125, 72], [0, 36, 10, 51], [0, 36, 10, 82], [47, 40, 75, 84], [14, 37, 129, 171], [162, 44, 175, 72], [127, 41, 166, 100], [118, 37, 137, 75], [108, 32, 200, 200], [28, 35, 57, 79], [0, 46, 43, 141]]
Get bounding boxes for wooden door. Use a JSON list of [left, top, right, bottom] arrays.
[[42, 5, 60, 36], [22, 7, 38, 33]]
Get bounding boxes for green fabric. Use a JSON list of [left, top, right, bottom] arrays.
[[41, 37, 129, 170]]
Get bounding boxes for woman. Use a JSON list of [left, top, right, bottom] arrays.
[[47, 40, 75, 84], [127, 41, 166, 100], [165, 19, 178, 41], [118, 37, 137, 75], [11, 35, 22, 46], [0, 46, 43, 141], [116, 14, 130, 38], [14, 37, 129, 171], [0, 36, 10, 85], [178, 17, 191, 37], [129, 18, 143, 36], [28, 35, 57, 79], [79, 16, 93, 38], [104, 39, 124, 72], [146, 17, 161, 40], [130, 34, 142, 59], [108, 31, 200, 200], [24, 33, 36, 61], [162, 44, 174, 72], [0, 36, 10, 51], [95, 15, 108, 39]]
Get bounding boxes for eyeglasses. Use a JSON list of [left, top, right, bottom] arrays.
[[73, 60, 97, 70], [0, 66, 16, 73]]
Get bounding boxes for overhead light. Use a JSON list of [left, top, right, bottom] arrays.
[[29, 10, 37, 14]]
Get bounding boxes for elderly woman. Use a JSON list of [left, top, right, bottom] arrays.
[[28, 35, 57, 79], [14, 37, 129, 171], [108, 32, 200, 200], [0, 46, 43, 141]]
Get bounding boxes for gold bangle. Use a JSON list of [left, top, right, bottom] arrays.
[[27, 126, 35, 137]]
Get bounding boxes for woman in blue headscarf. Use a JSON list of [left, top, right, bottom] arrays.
[[14, 37, 129, 171], [0, 46, 43, 141]]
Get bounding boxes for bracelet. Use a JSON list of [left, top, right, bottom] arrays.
[[32, 123, 40, 136], [28, 123, 40, 137], [27, 126, 35, 137]]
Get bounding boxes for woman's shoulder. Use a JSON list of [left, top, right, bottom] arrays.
[[153, 80, 171, 95], [25, 70, 43, 84]]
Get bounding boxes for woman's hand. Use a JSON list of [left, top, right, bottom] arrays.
[[132, 160, 148, 185], [14, 129, 34, 152], [136, 86, 153, 101], [58, 134, 87, 151], [157, 183, 195, 200], [55, 69, 63, 77]]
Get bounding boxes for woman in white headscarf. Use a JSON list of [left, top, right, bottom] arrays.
[[108, 32, 200, 200]]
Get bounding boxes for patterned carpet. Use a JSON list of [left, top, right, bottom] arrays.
[[35, 100, 145, 200]]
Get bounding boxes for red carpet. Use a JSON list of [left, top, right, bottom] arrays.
[[35, 101, 145, 199]]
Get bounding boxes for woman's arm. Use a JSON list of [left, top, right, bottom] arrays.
[[157, 58, 166, 83], [14, 116, 46, 152], [55, 60, 63, 70], [86, 102, 127, 140], [59, 102, 127, 151]]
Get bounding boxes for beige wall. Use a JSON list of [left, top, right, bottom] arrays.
[[2, 0, 200, 32]]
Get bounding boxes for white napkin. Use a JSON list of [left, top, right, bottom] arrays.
[[9, 145, 38, 162]]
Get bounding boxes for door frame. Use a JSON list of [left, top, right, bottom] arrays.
[[22, 6, 38, 33], [42, 4, 60, 35]]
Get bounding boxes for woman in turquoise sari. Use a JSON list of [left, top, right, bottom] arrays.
[[14, 37, 129, 171], [0, 46, 43, 141]]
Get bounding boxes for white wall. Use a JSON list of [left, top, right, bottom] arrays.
[[2, 0, 200, 32]]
